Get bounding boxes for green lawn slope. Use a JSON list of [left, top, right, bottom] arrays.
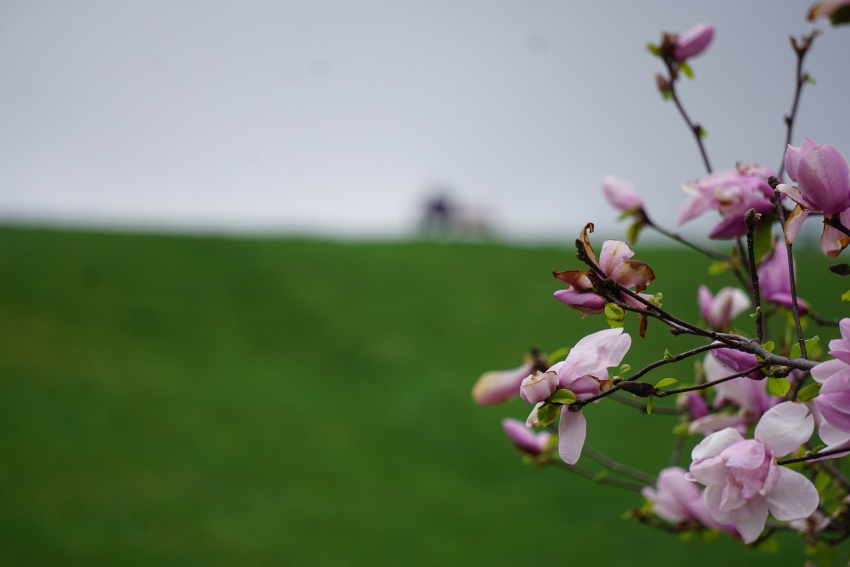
[[0, 225, 847, 565]]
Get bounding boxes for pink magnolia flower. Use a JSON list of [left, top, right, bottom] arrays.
[[778, 138, 850, 257], [691, 354, 778, 436], [757, 247, 809, 313], [524, 328, 631, 464], [554, 238, 654, 315], [642, 467, 735, 532], [673, 23, 714, 62], [678, 169, 775, 239], [808, 319, 850, 457], [687, 402, 819, 543], [602, 176, 644, 212], [711, 346, 763, 380], [473, 358, 536, 406], [502, 418, 551, 456], [698, 286, 751, 331]]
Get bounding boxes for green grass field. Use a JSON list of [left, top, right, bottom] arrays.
[[1, 225, 848, 565]]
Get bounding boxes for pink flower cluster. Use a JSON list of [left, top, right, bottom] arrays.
[[778, 138, 850, 257]]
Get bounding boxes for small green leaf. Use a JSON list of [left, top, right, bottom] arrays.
[[646, 396, 654, 415], [798, 381, 822, 402], [549, 389, 576, 405], [805, 74, 817, 85], [672, 422, 690, 436], [790, 336, 820, 359], [842, 289, 850, 302], [661, 89, 673, 101], [619, 364, 631, 374], [536, 403, 560, 428], [663, 349, 675, 361], [755, 537, 779, 553], [701, 529, 721, 544], [626, 221, 642, 243], [752, 215, 774, 264], [767, 377, 791, 397], [655, 377, 678, 389], [646, 43, 662, 56], [605, 303, 626, 329], [761, 341, 775, 353], [697, 125, 707, 138], [708, 261, 728, 275], [679, 61, 694, 79]]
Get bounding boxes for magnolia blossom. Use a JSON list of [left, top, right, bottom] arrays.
[[711, 346, 763, 380], [523, 328, 631, 464], [502, 418, 551, 456], [808, 319, 850, 457], [673, 23, 714, 62], [602, 176, 644, 212], [473, 359, 536, 406], [690, 354, 777, 436], [757, 247, 809, 313], [554, 238, 654, 315], [678, 169, 775, 239], [698, 286, 750, 331], [642, 467, 735, 532], [777, 138, 850, 257], [687, 402, 819, 543]]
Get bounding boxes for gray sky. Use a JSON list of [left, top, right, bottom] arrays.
[[1, 0, 848, 240]]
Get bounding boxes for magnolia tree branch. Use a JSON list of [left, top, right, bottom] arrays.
[[767, 184, 807, 358], [745, 210, 765, 343], [778, 31, 820, 179], [550, 460, 646, 492], [663, 60, 712, 174], [639, 210, 727, 261]]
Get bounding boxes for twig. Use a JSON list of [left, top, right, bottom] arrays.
[[745, 209, 765, 343], [778, 31, 820, 179], [656, 365, 764, 397], [778, 446, 850, 465], [664, 60, 712, 174], [582, 445, 657, 485], [549, 460, 646, 492]]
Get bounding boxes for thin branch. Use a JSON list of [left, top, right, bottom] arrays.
[[768, 185, 807, 358], [549, 460, 646, 492], [777, 446, 850, 465], [664, 61, 712, 174], [778, 31, 820, 179], [640, 211, 727, 261], [627, 343, 724, 383], [582, 445, 657, 485], [610, 393, 683, 415], [656, 365, 764, 397], [745, 209, 765, 344]]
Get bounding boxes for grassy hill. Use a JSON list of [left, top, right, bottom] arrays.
[[0, 225, 847, 565]]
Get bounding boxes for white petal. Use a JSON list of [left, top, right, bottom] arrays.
[[692, 428, 745, 461], [765, 467, 820, 521], [732, 496, 769, 544], [558, 408, 587, 465], [754, 402, 813, 457]]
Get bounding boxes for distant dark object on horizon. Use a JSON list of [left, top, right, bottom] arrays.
[[419, 193, 492, 240]]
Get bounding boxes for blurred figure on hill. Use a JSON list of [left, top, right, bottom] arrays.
[[419, 190, 492, 240]]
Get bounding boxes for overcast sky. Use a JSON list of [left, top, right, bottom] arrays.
[[1, 0, 848, 240]]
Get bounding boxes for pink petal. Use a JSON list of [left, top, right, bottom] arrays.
[[798, 144, 850, 213], [553, 289, 605, 315], [765, 466, 820, 521], [472, 361, 533, 405], [732, 496, 769, 544], [609, 259, 655, 288], [783, 205, 809, 244], [519, 371, 559, 404], [692, 427, 745, 461], [599, 240, 635, 275], [754, 402, 814, 457], [558, 408, 587, 464]]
